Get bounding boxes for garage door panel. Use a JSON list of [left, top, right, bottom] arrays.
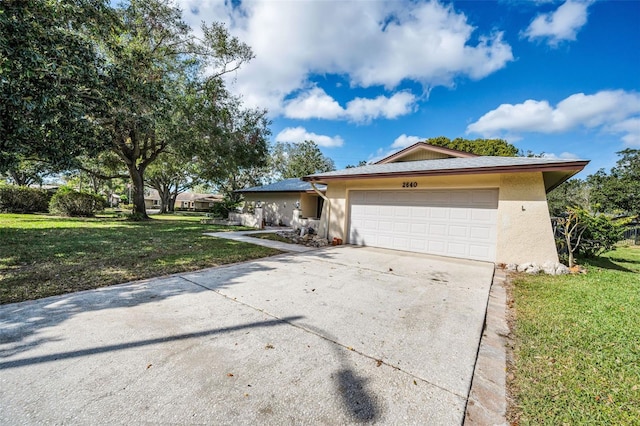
[[470, 226, 492, 239], [380, 206, 394, 216], [448, 225, 468, 237], [428, 240, 446, 255], [429, 223, 447, 236], [411, 223, 427, 233], [393, 222, 410, 233], [450, 209, 469, 220], [430, 208, 448, 219], [471, 209, 494, 222], [348, 189, 498, 262], [447, 242, 467, 256]]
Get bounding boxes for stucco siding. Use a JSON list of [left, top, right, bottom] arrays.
[[243, 193, 300, 226], [496, 172, 559, 265], [299, 193, 319, 218]]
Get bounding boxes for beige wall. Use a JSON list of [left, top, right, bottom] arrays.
[[496, 173, 559, 264], [321, 172, 558, 265], [243, 193, 300, 226], [299, 193, 322, 218]]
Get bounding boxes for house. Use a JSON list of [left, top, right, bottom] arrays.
[[233, 178, 327, 228], [144, 189, 223, 210], [302, 142, 589, 265]]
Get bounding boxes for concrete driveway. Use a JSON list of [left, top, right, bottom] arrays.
[[0, 246, 494, 425]]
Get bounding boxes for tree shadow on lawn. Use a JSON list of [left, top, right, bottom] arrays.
[[582, 257, 635, 273]]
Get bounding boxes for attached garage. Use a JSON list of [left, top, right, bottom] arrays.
[[348, 189, 498, 261], [303, 142, 590, 265]]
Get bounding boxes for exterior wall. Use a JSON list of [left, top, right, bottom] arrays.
[[496, 172, 559, 265], [229, 209, 263, 228], [242, 193, 300, 226], [321, 172, 558, 264], [291, 210, 321, 231], [300, 193, 320, 218]]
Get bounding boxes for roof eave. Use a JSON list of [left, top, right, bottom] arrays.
[[303, 161, 590, 184]]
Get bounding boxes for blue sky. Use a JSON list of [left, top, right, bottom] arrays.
[[178, 0, 640, 176]]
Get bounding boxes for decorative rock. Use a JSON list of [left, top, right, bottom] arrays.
[[516, 262, 532, 273], [524, 264, 541, 274], [542, 261, 556, 275], [505, 263, 517, 272], [555, 263, 570, 275]]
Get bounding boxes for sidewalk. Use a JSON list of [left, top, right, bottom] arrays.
[[203, 228, 318, 253]]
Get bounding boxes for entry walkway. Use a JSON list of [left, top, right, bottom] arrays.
[[203, 228, 317, 253]]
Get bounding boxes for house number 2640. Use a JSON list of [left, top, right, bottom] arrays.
[[402, 181, 418, 188]]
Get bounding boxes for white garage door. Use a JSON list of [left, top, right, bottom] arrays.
[[348, 189, 498, 262]]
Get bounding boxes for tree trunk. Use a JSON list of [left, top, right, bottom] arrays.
[[169, 190, 178, 212], [128, 165, 148, 218]]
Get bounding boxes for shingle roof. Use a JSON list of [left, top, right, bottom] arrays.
[[304, 156, 589, 180], [236, 178, 327, 193]]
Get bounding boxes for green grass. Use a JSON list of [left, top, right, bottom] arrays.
[[251, 232, 293, 243], [510, 246, 640, 424], [0, 213, 281, 304]]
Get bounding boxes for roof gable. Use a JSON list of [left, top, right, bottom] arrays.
[[375, 142, 478, 164]]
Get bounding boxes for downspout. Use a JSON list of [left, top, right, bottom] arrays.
[[310, 181, 331, 240]]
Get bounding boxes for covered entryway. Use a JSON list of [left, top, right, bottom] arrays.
[[348, 189, 499, 261]]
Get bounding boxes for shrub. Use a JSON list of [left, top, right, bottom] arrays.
[[579, 213, 631, 258], [555, 207, 632, 265], [0, 185, 51, 213], [210, 199, 240, 219], [49, 188, 106, 217]]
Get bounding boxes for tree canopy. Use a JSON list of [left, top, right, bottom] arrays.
[[1, 0, 266, 217], [547, 149, 639, 217], [0, 0, 116, 171], [270, 140, 336, 179], [423, 136, 520, 157]]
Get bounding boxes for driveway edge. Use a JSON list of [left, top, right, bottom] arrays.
[[464, 268, 509, 426]]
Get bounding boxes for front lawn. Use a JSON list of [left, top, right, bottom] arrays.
[[510, 246, 640, 424], [0, 213, 281, 304]]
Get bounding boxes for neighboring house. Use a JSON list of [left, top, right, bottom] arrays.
[[108, 193, 121, 207], [303, 142, 589, 265], [144, 189, 223, 210], [234, 178, 327, 227]]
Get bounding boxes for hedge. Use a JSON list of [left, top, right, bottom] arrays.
[[0, 185, 51, 213], [49, 189, 106, 217]]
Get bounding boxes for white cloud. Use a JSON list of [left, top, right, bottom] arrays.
[[367, 134, 426, 163], [283, 88, 416, 122], [466, 90, 640, 146], [391, 134, 425, 149], [283, 87, 344, 120], [523, 0, 594, 46], [610, 118, 640, 146], [275, 127, 344, 148], [177, 0, 513, 115], [541, 151, 581, 160], [345, 92, 417, 122]]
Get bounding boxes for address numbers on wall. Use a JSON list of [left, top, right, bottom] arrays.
[[402, 181, 418, 188]]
